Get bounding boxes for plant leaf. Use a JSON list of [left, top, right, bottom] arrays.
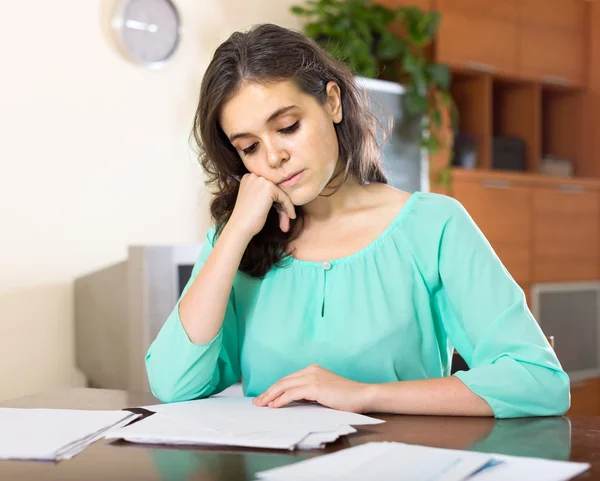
[[376, 31, 405, 60], [404, 86, 429, 115], [427, 64, 451, 91], [370, 4, 396, 26]]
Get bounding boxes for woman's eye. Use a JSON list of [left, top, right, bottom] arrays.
[[279, 121, 299, 134], [242, 143, 258, 155], [240, 122, 298, 156]]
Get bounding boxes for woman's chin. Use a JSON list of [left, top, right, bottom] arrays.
[[288, 186, 319, 207]]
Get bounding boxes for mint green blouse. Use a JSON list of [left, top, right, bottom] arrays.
[[146, 192, 570, 418]]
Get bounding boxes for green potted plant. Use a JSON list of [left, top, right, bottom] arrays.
[[290, 0, 456, 189]]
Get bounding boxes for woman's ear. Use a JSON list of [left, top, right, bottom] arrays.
[[325, 81, 343, 124]]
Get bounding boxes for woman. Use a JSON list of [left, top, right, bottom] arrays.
[[146, 24, 569, 418]]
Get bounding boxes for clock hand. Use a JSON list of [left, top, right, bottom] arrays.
[[125, 19, 158, 33]]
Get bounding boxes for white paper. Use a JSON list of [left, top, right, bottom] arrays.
[[105, 412, 315, 450], [0, 408, 139, 461], [256, 442, 493, 481], [457, 451, 590, 481], [142, 396, 383, 435], [396, 444, 590, 481], [296, 425, 357, 450], [106, 396, 382, 451], [255, 442, 590, 481]]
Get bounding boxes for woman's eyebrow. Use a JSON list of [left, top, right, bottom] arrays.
[[228, 105, 298, 142]]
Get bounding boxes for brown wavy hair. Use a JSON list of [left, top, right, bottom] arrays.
[[192, 23, 388, 278]]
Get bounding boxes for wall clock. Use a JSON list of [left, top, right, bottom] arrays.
[[111, 0, 181, 69]]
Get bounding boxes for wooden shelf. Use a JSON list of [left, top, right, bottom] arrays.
[[492, 78, 541, 173], [451, 167, 600, 191], [450, 70, 492, 169], [449, 66, 592, 179], [541, 87, 585, 176]]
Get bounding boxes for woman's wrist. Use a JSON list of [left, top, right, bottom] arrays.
[[360, 382, 382, 413], [220, 220, 253, 252]]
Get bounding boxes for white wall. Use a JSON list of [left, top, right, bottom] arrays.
[[0, 0, 300, 401]]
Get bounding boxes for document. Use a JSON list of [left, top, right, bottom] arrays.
[[255, 442, 590, 481], [105, 396, 383, 450], [0, 408, 139, 461]]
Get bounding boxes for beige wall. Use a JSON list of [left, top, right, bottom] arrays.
[[0, 0, 300, 401]]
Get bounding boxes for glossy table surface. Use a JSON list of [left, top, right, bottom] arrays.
[[1, 388, 599, 480]]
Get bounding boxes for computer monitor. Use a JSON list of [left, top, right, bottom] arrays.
[[74, 244, 203, 392]]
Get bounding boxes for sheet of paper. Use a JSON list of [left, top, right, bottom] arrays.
[[107, 396, 378, 451], [256, 442, 493, 481], [105, 411, 317, 450], [296, 425, 357, 450], [256, 442, 590, 481], [0, 408, 138, 461], [396, 444, 590, 481], [458, 451, 589, 481], [142, 396, 383, 435]]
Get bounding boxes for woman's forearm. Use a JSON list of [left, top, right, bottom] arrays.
[[179, 222, 250, 344], [363, 376, 494, 417]]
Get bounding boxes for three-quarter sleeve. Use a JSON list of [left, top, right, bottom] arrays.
[[436, 198, 570, 418], [145, 226, 240, 403]]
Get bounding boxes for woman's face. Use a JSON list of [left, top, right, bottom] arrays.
[[219, 79, 343, 206]]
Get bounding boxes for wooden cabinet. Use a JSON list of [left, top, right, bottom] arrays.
[[452, 172, 532, 285], [376, 0, 433, 10], [518, 0, 586, 86], [436, 0, 519, 75], [532, 185, 600, 282], [587, 1, 600, 178], [451, 170, 600, 285], [434, 0, 586, 85]]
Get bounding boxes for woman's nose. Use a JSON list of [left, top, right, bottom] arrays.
[[265, 142, 289, 168]]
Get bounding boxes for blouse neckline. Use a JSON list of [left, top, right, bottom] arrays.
[[282, 191, 421, 268]]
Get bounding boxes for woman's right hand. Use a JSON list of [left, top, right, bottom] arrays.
[[229, 173, 297, 239]]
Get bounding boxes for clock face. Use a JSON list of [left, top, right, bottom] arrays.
[[114, 0, 181, 68]]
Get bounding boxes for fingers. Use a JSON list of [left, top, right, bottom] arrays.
[[254, 376, 305, 407], [271, 387, 314, 409], [277, 209, 290, 233], [272, 187, 296, 223]]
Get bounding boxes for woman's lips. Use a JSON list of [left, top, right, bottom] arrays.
[[279, 170, 305, 188]]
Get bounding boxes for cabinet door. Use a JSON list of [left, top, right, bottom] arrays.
[[587, 1, 600, 178], [376, 0, 433, 10], [436, 0, 519, 75], [452, 176, 532, 284], [519, 0, 586, 86], [532, 186, 600, 282]]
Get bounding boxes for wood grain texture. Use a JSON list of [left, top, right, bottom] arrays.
[[532, 187, 600, 281], [493, 80, 541, 173], [452, 176, 532, 284], [518, 0, 586, 85], [436, 0, 518, 20], [521, 0, 586, 33], [585, 0, 600, 177], [451, 73, 492, 168], [375, 0, 433, 10], [436, 4, 519, 75]]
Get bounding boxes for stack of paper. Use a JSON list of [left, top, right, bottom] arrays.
[[105, 396, 383, 450], [0, 408, 139, 461], [255, 442, 591, 481]]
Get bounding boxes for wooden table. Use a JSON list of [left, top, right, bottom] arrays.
[[1, 388, 599, 480]]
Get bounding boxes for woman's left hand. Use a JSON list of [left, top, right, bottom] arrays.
[[252, 364, 372, 413]]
